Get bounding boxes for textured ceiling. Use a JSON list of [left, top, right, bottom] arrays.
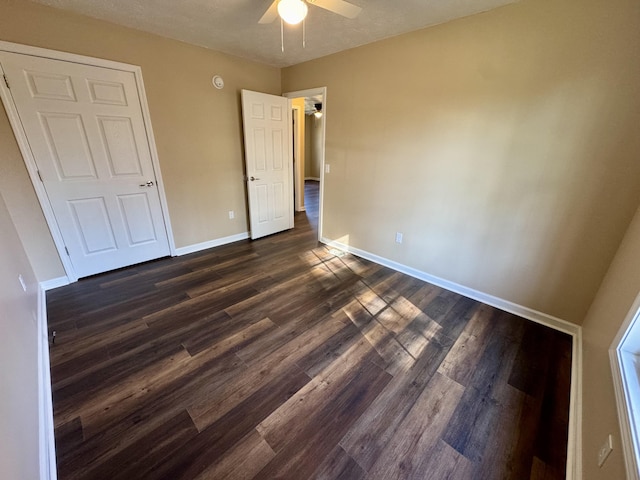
[[32, 0, 519, 67]]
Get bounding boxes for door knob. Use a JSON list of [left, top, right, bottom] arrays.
[[139, 181, 154, 187], [250, 176, 260, 181]]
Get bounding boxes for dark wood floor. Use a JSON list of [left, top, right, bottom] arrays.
[[47, 181, 572, 480]]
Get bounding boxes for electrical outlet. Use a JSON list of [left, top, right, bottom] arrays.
[[325, 164, 331, 174], [597, 434, 613, 467], [395, 232, 403, 244], [228, 210, 235, 220], [18, 274, 26, 292]]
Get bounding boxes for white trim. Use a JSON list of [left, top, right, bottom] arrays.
[[40, 277, 70, 291], [283, 87, 326, 101], [0, 40, 142, 70], [129, 59, 177, 257], [304, 177, 321, 181], [174, 232, 249, 256], [609, 293, 640, 480], [0, 60, 78, 281], [286, 99, 295, 232], [321, 236, 583, 480], [283, 87, 327, 242], [567, 327, 583, 480], [37, 285, 57, 480], [0, 40, 176, 282]]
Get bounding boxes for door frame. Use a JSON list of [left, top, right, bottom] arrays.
[[0, 41, 176, 282], [283, 87, 327, 241]]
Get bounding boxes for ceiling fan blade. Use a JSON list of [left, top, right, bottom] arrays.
[[258, 0, 279, 24], [309, 0, 362, 19]]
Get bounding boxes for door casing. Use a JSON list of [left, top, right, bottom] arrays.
[[0, 40, 176, 283]]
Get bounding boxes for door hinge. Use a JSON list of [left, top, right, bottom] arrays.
[[3, 74, 9, 89], [64, 246, 69, 256], [37, 170, 43, 182]]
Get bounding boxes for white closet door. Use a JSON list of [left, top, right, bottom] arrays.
[[1, 51, 170, 278]]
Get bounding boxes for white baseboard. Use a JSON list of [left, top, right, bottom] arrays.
[[321, 237, 579, 335], [37, 286, 57, 480], [320, 236, 582, 480], [40, 276, 69, 291], [305, 177, 320, 181], [175, 232, 250, 256]]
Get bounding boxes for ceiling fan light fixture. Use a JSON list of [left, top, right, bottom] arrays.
[[277, 0, 308, 25]]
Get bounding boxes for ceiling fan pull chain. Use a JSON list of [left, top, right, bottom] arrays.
[[281, 17, 285, 52], [303, 18, 306, 48]]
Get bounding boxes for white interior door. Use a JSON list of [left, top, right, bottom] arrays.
[[0, 51, 171, 279], [241, 89, 293, 240]]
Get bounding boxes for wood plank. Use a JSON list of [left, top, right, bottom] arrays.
[[437, 303, 496, 386], [340, 335, 453, 471], [75, 318, 276, 434], [189, 313, 348, 430], [194, 430, 275, 480], [441, 311, 525, 462], [367, 372, 465, 479], [474, 383, 536, 479], [53, 341, 187, 423], [141, 362, 309, 480], [53, 417, 83, 461], [311, 445, 366, 480], [295, 321, 363, 378], [255, 360, 392, 479], [256, 335, 379, 449], [79, 410, 199, 480], [395, 310, 443, 359], [412, 439, 474, 480], [342, 298, 415, 375], [56, 353, 247, 475]]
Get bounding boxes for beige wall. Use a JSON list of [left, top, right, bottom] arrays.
[[311, 114, 323, 178], [0, 104, 63, 280], [305, 115, 313, 178], [581, 205, 640, 479], [291, 97, 306, 211], [282, 0, 640, 325], [305, 114, 322, 179], [0, 0, 280, 281], [0, 190, 40, 480]]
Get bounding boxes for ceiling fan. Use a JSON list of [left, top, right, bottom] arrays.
[[259, 0, 362, 26]]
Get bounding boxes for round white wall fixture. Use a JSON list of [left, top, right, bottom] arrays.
[[212, 75, 224, 89]]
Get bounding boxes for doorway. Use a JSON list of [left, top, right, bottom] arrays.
[[284, 87, 326, 241]]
